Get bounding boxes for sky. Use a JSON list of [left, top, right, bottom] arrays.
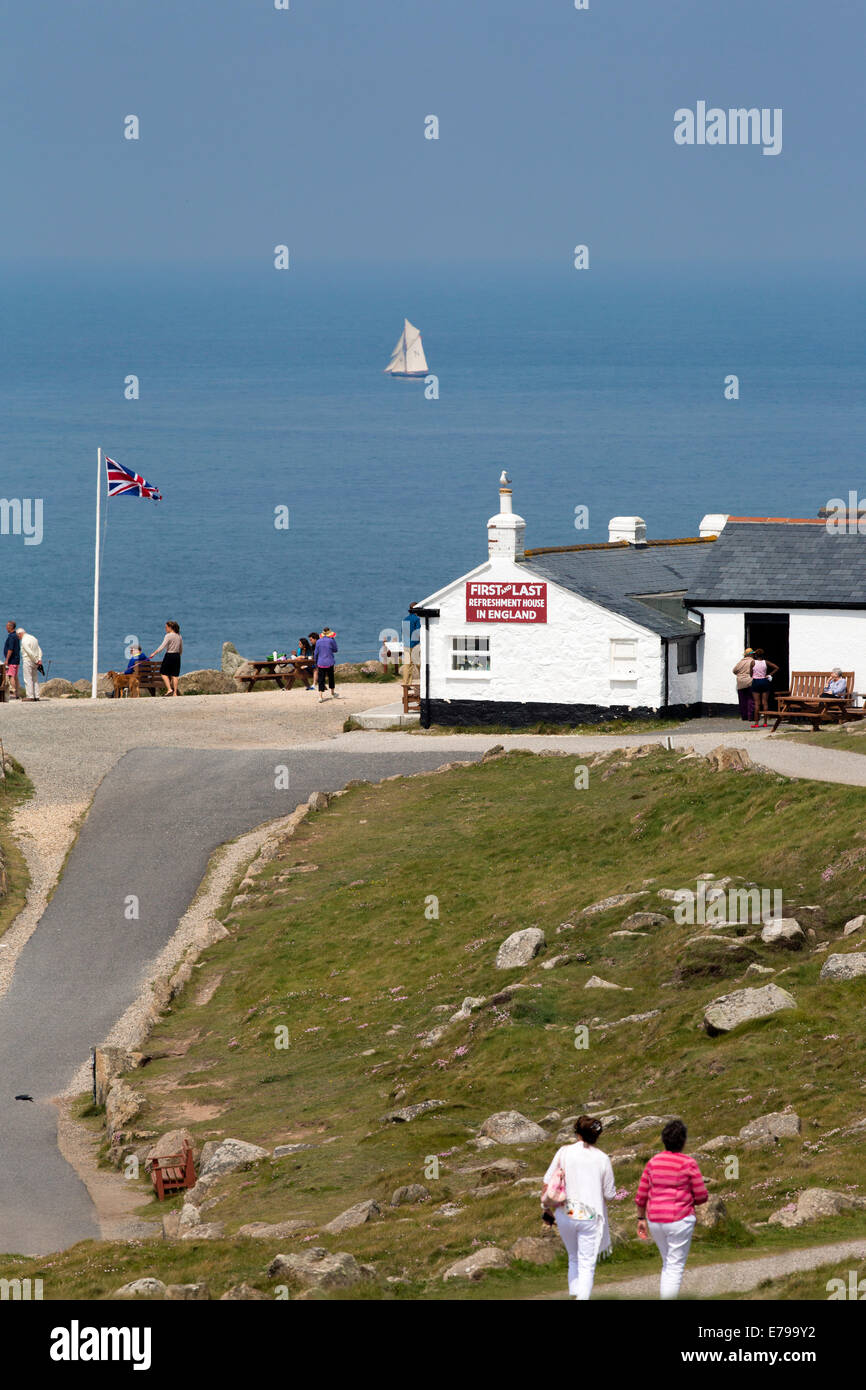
[[0, 0, 863, 267]]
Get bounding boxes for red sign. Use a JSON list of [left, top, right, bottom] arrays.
[[466, 581, 547, 623]]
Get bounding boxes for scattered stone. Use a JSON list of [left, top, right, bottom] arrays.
[[706, 746, 753, 772], [105, 1082, 145, 1138], [381, 1099, 446, 1124], [145, 1128, 194, 1165], [760, 919, 805, 949], [177, 669, 238, 696], [165, 1283, 209, 1301], [273, 1143, 313, 1158], [115, 1278, 167, 1298], [267, 1248, 368, 1290], [657, 888, 690, 902], [703, 983, 797, 1036], [541, 954, 570, 969], [478, 1158, 526, 1183], [479, 1111, 547, 1145], [843, 915, 866, 937], [511, 1236, 558, 1265], [449, 995, 486, 1022], [221, 641, 251, 677], [39, 677, 75, 699], [307, 791, 330, 812], [199, 1138, 269, 1177], [180, 1222, 225, 1241], [220, 1283, 269, 1300], [621, 1114, 676, 1137], [390, 1184, 431, 1207], [621, 912, 670, 929], [745, 963, 775, 977], [323, 1200, 382, 1234], [609, 1149, 641, 1163], [820, 952, 866, 982], [738, 1112, 801, 1142], [579, 892, 647, 916], [236, 1220, 308, 1239], [495, 927, 545, 970], [610, 931, 647, 939], [584, 975, 631, 990], [768, 1188, 866, 1228], [435, 1203, 464, 1217], [594, 1009, 661, 1032], [441, 1247, 511, 1281], [696, 1135, 739, 1153], [696, 1195, 727, 1230]]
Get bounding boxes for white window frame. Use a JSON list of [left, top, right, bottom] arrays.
[[449, 634, 492, 676], [610, 637, 638, 681]]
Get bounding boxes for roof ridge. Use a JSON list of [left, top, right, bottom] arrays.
[[524, 537, 713, 557]]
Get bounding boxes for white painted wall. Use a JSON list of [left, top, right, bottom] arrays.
[[696, 607, 866, 704], [419, 558, 668, 709]]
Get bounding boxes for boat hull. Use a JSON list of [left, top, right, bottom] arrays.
[[385, 370, 427, 378]]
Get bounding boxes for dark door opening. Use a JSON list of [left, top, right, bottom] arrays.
[[745, 613, 790, 699]]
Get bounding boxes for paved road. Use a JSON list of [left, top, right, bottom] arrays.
[[0, 744, 478, 1256]]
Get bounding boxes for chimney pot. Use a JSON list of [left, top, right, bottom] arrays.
[[608, 516, 646, 546]]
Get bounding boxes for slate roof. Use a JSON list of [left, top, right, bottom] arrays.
[[686, 522, 866, 606], [521, 541, 710, 638]]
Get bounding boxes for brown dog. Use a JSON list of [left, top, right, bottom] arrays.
[[108, 670, 141, 698]]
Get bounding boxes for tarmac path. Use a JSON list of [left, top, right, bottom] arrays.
[[0, 692, 864, 1255]]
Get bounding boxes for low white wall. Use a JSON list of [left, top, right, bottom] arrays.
[[422, 559, 665, 709]]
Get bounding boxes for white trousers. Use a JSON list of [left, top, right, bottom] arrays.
[[21, 657, 40, 700], [554, 1208, 603, 1300], [648, 1215, 695, 1299]]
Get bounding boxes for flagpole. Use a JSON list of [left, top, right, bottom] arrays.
[[91, 447, 102, 699]]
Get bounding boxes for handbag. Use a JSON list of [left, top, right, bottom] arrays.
[[541, 1162, 567, 1211]]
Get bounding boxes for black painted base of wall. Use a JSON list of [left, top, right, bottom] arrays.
[[425, 699, 706, 728]]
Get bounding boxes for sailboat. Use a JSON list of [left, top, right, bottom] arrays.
[[384, 318, 428, 378]]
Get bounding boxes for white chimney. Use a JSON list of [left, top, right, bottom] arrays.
[[608, 515, 646, 546], [487, 471, 526, 561], [699, 513, 728, 538]]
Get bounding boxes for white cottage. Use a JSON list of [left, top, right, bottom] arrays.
[[411, 474, 710, 727], [410, 479, 866, 726]]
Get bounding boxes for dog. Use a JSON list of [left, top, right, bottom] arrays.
[[108, 670, 141, 698]]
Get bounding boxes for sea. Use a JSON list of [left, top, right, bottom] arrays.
[[1, 260, 865, 680]]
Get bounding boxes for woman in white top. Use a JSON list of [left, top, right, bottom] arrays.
[[542, 1114, 616, 1301]]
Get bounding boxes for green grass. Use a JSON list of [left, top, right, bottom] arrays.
[[782, 729, 866, 755], [726, 1259, 866, 1301], [404, 716, 683, 736], [0, 753, 33, 940], [8, 748, 866, 1298]]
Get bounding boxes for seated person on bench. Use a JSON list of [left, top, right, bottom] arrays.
[[821, 668, 847, 698], [124, 646, 147, 677]]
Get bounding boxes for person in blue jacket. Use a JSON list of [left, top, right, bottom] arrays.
[[313, 627, 340, 702]]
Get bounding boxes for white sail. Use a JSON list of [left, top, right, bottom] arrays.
[[385, 317, 428, 374]]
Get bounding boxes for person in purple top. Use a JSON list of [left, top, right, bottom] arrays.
[[313, 627, 341, 703]]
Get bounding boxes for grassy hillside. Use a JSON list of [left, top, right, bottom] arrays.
[[0, 753, 32, 941], [9, 748, 866, 1298]]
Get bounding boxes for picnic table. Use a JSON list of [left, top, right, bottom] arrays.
[[765, 671, 861, 732], [237, 657, 313, 692]]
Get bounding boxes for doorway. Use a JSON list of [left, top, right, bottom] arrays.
[[745, 613, 790, 698]]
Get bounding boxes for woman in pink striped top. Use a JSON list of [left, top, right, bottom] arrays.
[[635, 1118, 708, 1299]]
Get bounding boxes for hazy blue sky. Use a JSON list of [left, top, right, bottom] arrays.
[[0, 0, 862, 266]]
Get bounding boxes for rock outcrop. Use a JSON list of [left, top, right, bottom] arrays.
[[703, 983, 797, 1035], [495, 928, 545, 969]]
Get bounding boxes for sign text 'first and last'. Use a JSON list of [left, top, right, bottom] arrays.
[[466, 582, 547, 622]]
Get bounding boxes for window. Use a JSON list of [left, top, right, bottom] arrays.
[[451, 636, 490, 672], [610, 638, 638, 680], [677, 637, 698, 674]]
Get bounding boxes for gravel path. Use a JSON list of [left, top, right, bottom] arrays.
[[537, 1236, 866, 1300]]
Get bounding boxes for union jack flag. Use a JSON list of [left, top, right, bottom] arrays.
[[105, 457, 162, 501]]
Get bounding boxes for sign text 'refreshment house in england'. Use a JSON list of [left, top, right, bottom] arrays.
[[465, 581, 547, 622]]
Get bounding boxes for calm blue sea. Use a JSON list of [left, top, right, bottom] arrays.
[[1, 261, 865, 680]]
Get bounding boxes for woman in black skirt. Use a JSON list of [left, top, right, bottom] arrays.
[[151, 620, 183, 697]]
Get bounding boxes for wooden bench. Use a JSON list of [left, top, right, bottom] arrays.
[[765, 670, 857, 732], [147, 1141, 196, 1201], [108, 661, 164, 697], [402, 682, 421, 714]]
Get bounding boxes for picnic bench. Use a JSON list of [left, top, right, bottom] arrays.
[[765, 670, 860, 732], [146, 1139, 196, 1201], [109, 661, 164, 697], [237, 657, 313, 692]]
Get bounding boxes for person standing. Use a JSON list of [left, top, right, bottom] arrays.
[[635, 1118, 708, 1300], [313, 626, 340, 703], [151, 621, 183, 697], [541, 1115, 616, 1301], [732, 648, 755, 722], [748, 648, 779, 728], [17, 628, 42, 702], [3, 621, 22, 700]]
